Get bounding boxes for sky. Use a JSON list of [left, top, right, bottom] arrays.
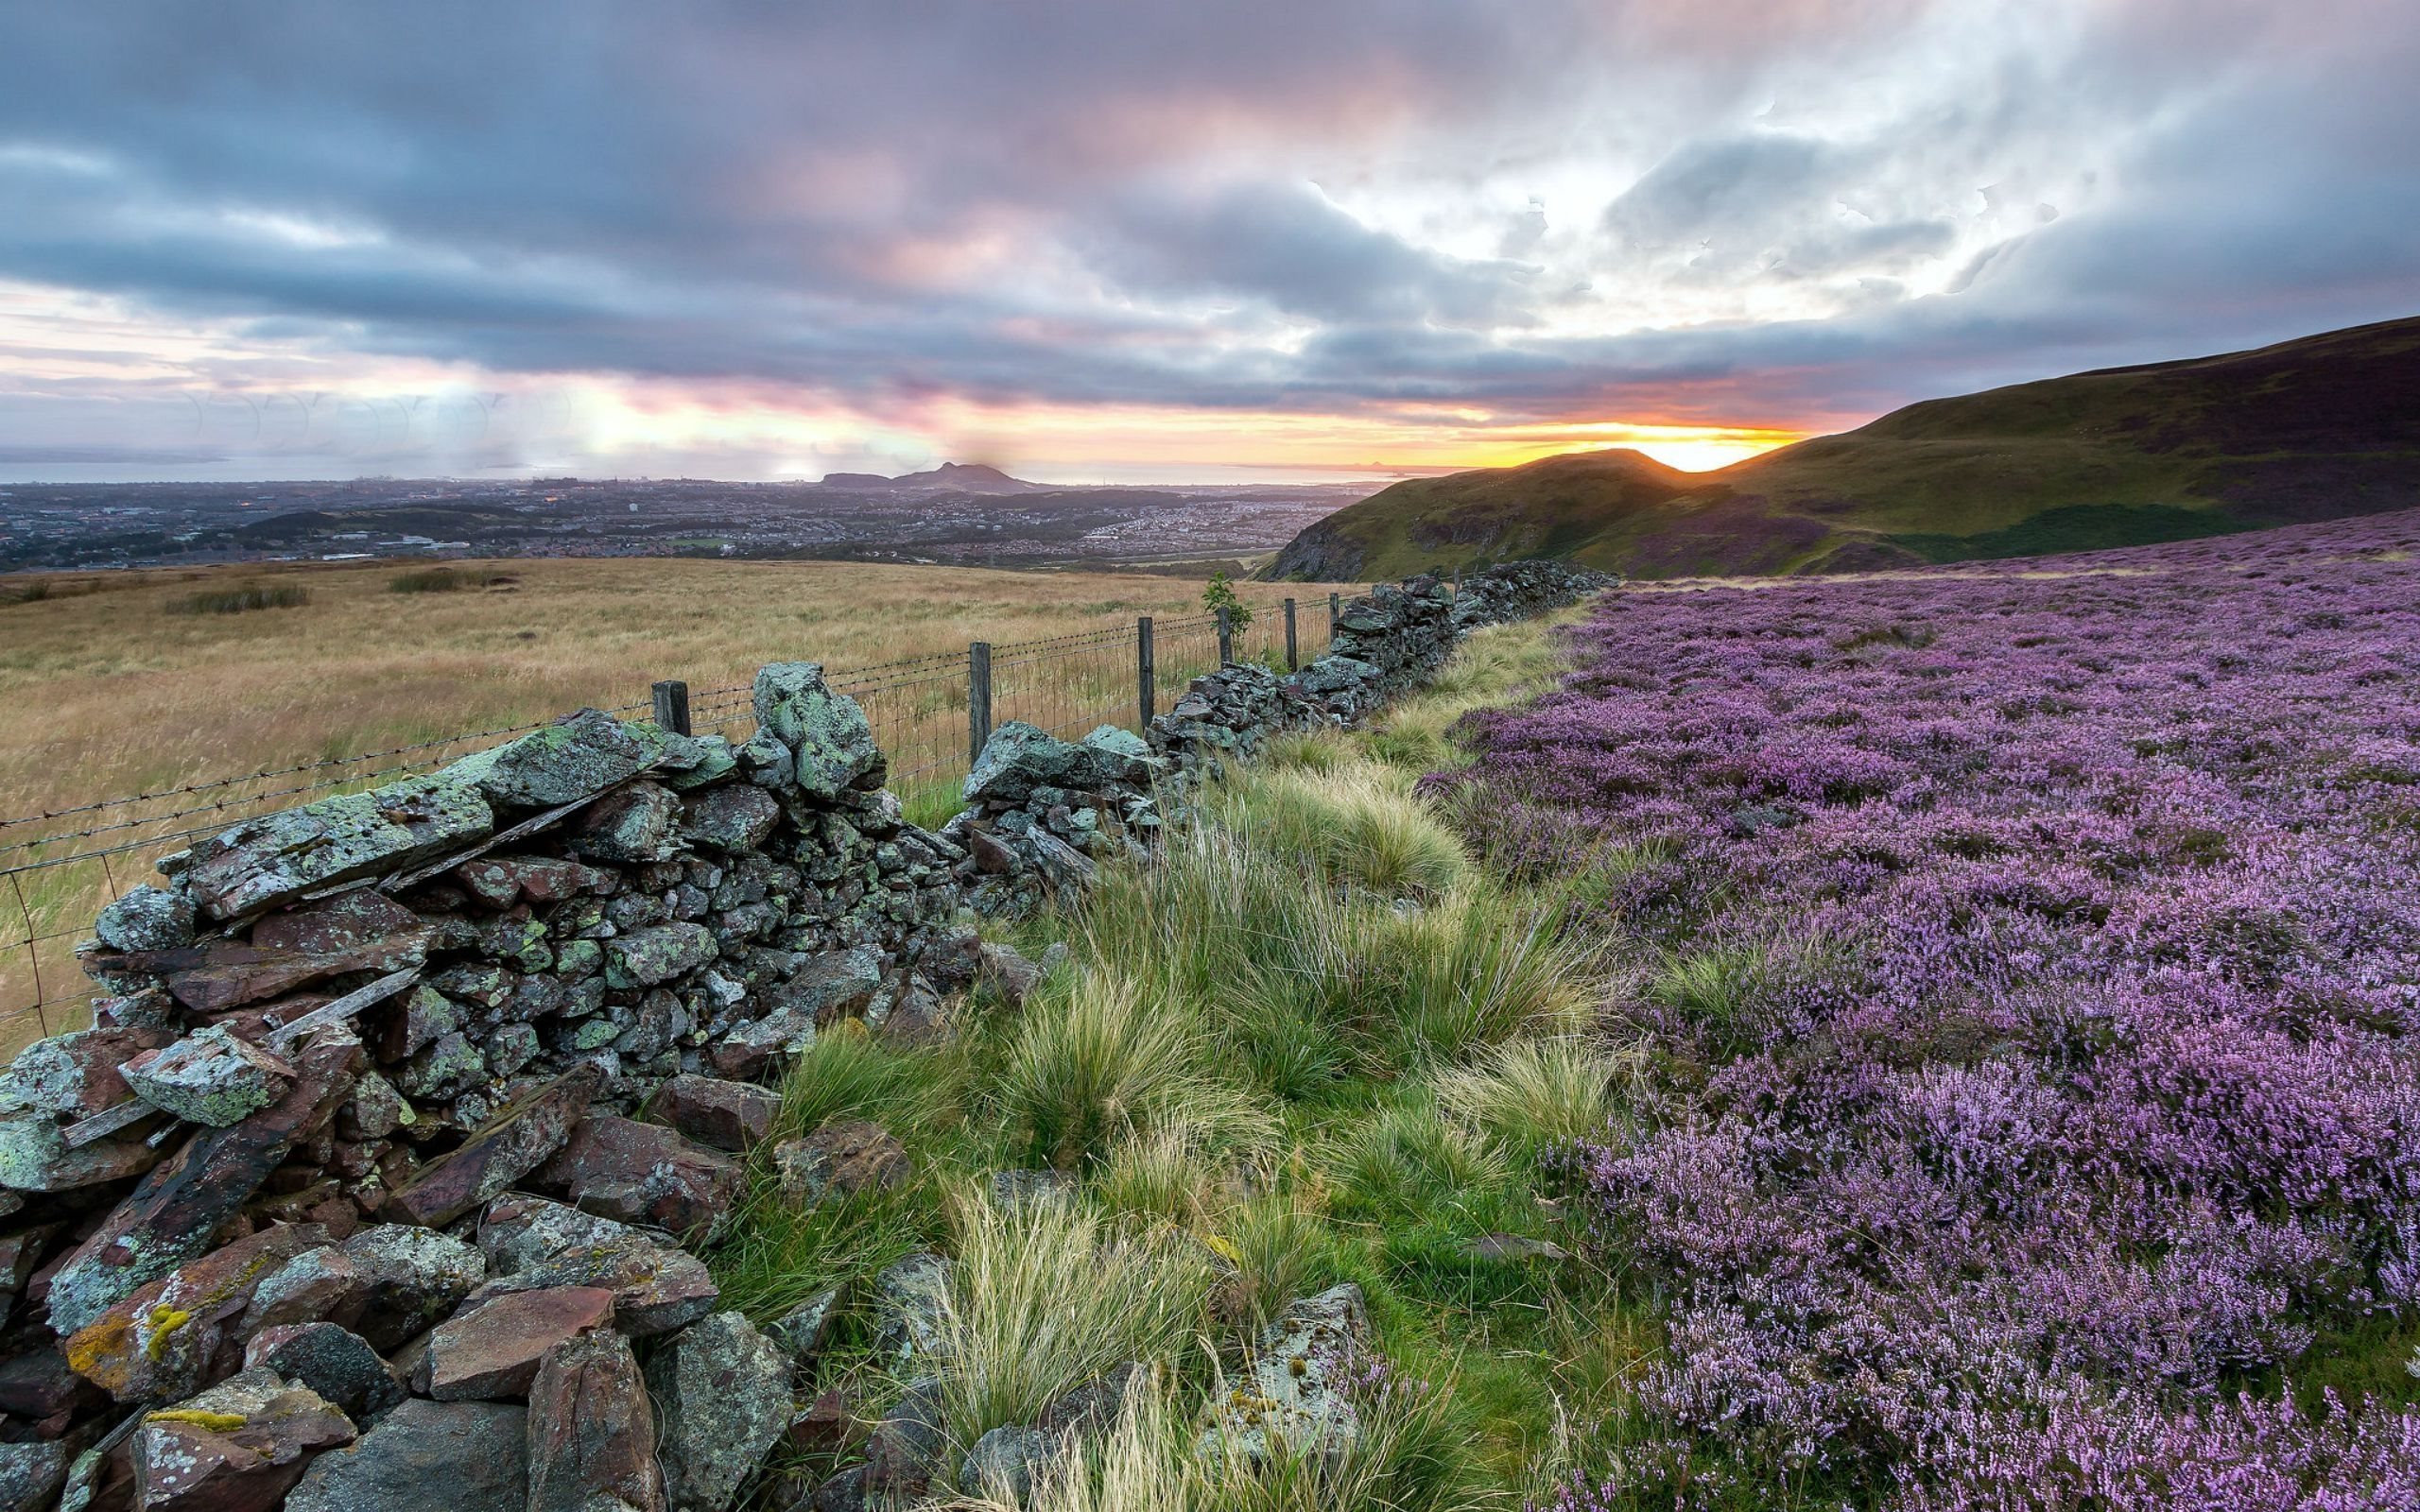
[[0, 1, 2414, 486]]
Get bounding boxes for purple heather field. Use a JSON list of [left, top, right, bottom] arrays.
[[1451, 512, 2420, 1509]]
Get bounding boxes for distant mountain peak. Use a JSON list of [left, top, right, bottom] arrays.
[[818, 461, 1038, 493]]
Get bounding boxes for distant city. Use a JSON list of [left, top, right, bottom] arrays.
[[0, 468, 1381, 575]]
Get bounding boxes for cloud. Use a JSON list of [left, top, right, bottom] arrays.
[[0, 0, 2412, 478]]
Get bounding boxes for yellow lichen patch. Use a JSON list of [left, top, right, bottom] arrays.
[[142, 1305, 194, 1362], [63, 1312, 137, 1390], [145, 1408, 249, 1433]]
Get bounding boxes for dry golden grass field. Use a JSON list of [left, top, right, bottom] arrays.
[[0, 556, 1362, 1052]]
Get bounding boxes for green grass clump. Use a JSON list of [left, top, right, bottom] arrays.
[[166, 584, 311, 615], [1219, 765, 1466, 900], [995, 970, 1261, 1170], [936, 1191, 1214, 1452], [1436, 1037, 1641, 1163]]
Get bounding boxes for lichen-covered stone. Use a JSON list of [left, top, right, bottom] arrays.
[[961, 1424, 1056, 1503], [119, 1024, 293, 1126], [963, 721, 1090, 805], [95, 884, 196, 953], [47, 1027, 361, 1334], [680, 782, 783, 851], [183, 769, 493, 921], [647, 1310, 790, 1512], [527, 1329, 665, 1512], [64, 1222, 331, 1402], [285, 1398, 527, 1512], [338, 1224, 487, 1351], [0, 1440, 69, 1512], [604, 921, 717, 989], [455, 707, 664, 810], [658, 732, 739, 791], [567, 780, 683, 865], [133, 1366, 356, 1512], [872, 1250, 953, 1366], [1199, 1281, 1371, 1466], [754, 662, 883, 799], [243, 1320, 405, 1418]]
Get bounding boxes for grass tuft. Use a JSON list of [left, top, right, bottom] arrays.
[[165, 585, 311, 615], [1436, 1037, 1640, 1162], [936, 1191, 1214, 1454]]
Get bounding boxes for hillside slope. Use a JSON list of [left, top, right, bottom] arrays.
[[1266, 314, 2420, 579]]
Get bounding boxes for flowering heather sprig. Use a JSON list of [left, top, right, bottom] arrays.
[[1448, 512, 2420, 1503]]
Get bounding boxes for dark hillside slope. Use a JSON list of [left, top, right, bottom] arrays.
[[1266, 315, 2420, 580]]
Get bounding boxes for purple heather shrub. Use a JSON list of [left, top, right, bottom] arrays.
[[1456, 512, 2420, 1504]]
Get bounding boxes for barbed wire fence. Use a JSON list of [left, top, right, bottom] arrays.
[[0, 589, 1349, 1056]]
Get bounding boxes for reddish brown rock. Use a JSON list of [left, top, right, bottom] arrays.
[[535, 1112, 742, 1244], [252, 890, 426, 954], [784, 1388, 862, 1456], [455, 855, 614, 910], [0, 1345, 106, 1430], [131, 1366, 356, 1512], [428, 1285, 615, 1400], [236, 1244, 368, 1339], [874, 973, 952, 1049], [642, 1074, 779, 1152], [63, 1222, 331, 1403], [469, 1234, 717, 1338], [1, 1024, 175, 1114], [771, 1119, 909, 1207], [119, 913, 431, 1015], [381, 1064, 600, 1228], [527, 1329, 666, 1512], [46, 1027, 361, 1335]]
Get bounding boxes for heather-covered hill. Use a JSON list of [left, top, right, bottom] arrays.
[[1267, 315, 2420, 581], [1447, 507, 2420, 1507]]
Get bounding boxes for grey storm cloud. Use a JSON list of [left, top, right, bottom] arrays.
[[0, 0, 2414, 467]]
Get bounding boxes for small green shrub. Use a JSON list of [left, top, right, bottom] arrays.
[[1202, 571, 1254, 632], [166, 585, 311, 615]]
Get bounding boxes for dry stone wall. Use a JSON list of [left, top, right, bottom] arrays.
[[0, 559, 1609, 1512]]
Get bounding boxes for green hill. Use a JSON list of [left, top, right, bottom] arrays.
[[1265, 315, 2420, 580]]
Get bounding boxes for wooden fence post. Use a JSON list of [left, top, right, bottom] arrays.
[[1283, 598, 1299, 670], [1136, 616, 1155, 728], [1452, 567, 1462, 599], [650, 679, 691, 737], [968, 642, 993, 762], [1217, 607, 1234, 666], [1329, 592, 1341, 632]]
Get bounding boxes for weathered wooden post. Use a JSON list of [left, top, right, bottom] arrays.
[[1283, 598, 1299, 670], [1329, 592, 1341, 633], [1137, 616, 1155, 727], [968, 642, 993, 762], [1217, 607, 1234, 666], [650, 679, 691, 737]]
